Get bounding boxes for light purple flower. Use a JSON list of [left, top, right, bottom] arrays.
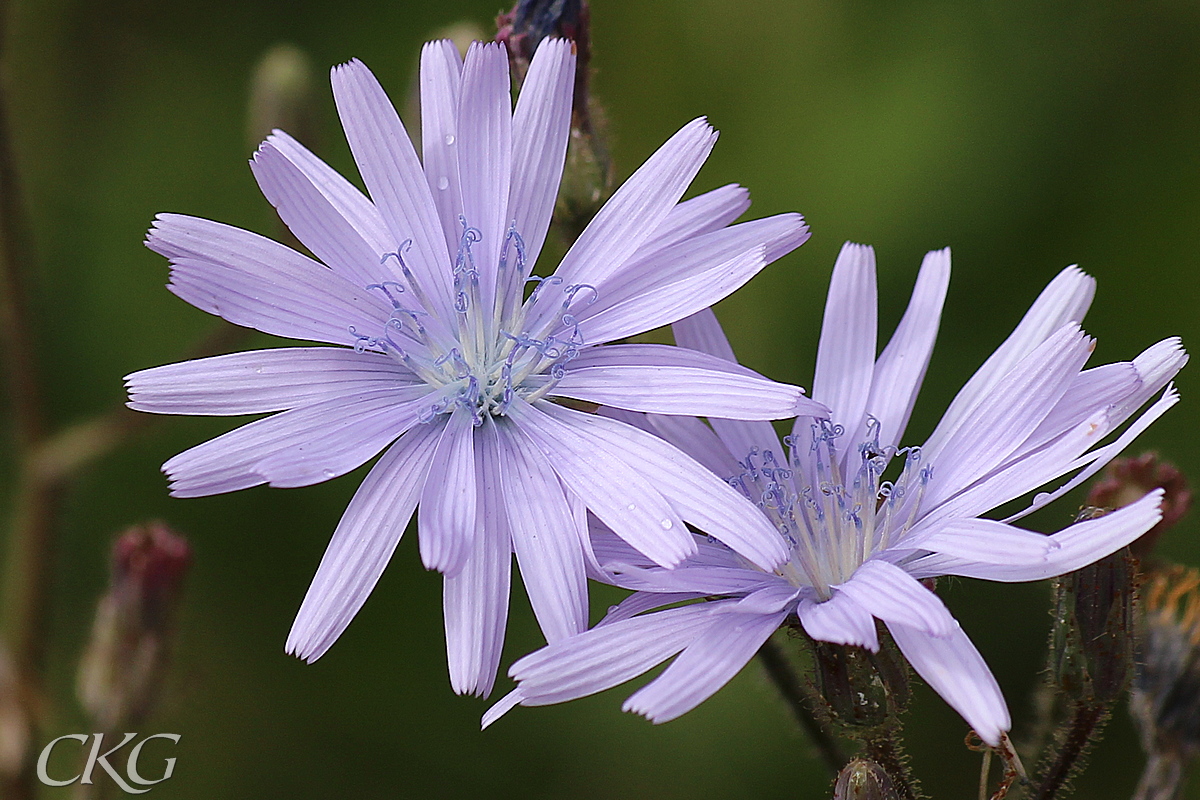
[[125, 39, 823, 695], [487, 243, 1186, 743]]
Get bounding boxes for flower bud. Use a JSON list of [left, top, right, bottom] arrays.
[[1132, 565, 1200, 757], [808, 635, 909, 735], [496, 0, 613, 241], [76, 522, 191, 730], [834, 759, 900, 800], [497, 0, 589, 85], [1050, 543, 1136, 704], [246, 43, 317, 151], [1086, 452, 1190, 561]]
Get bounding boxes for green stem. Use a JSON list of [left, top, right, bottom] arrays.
[[756, 637, 847, 777]]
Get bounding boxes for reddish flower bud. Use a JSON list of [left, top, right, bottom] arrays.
[[1086, 452, 1190, 560], [76, 522, 191, 730]]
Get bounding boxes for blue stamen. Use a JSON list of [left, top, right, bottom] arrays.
[[366, 281, 407, 307], [499, 224, 527, 274]]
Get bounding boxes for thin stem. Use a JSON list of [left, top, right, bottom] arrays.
[[1031, 702, 1109, 800], [756, 636, 847, 777], [0, 1, 59, 796], [980, 748, 993, 800]]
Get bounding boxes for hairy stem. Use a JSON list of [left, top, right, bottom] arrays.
[[865, 730, 923, 800], [1031, 702, 1109, 800]]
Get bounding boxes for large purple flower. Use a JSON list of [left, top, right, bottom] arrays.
[[488, 244, 1186, 743], [126, 39, 822, 695]]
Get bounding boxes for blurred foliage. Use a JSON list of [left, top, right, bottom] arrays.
[[2, 0, 1200, 797]]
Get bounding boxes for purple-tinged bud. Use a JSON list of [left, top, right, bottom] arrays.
[[497, 0, 589, 89], [496, 0, 612, 243], [834, 759, 900, 800], [76, 523, 191, 730], [1086, 452, 1190, 561]]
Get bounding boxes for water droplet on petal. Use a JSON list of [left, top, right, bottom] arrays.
[[444, 133, 455, 146], [321, 469, 335, 479], [626, 504, 636, 512], [436, 176, 449, 191], [660, 519, 674, 530]]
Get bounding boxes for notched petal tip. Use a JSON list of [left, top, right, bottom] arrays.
[[331, 56, 369, 77]]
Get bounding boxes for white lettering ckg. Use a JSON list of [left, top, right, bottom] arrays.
[[36, 733, 180, 793]]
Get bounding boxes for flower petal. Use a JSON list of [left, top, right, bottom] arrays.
[[623, 608, 788, 723], [888, 620, 1010, 746], [456, 42, 512, 311], [286, 422, 443, 662], [932, 489, 1163, 582], [860, 247, 950, 451], [919, 410, 1111, 526], [497, 421, 588, 643], [798, 591, 880, 650], [672, 308, 787, 464], [1003, 385, 1180, 522], [419, 39, 465, 260], [250, 140, 384, 289], [552, 117, 717, 289], [510, 602, 728, 705], [508, 37, 575, 278], [635, 184, 751, 259], [163, 387, 438, 496], [922, 265, 1095, 458], [444, 417, 512, 696], [587, 214, 809, 314], [505, 397, 693, 567], [418, 408, 478, 575], [556, 344, 811, 419], [539, 402, 790, 570], [596, 591, 709, 626], [813, 242, 877, 438], [330, 58, 456, 318], [126, 347, 417, 415], [835, 559, 956, 637], [147, 214, 393, 347], [259, 129, 393, 253], [904, 517, 1056, 564], [481, 689, 524, 729], [923, 324, 1093, 508], [599, 407, 741, 479], [573, 245, 771, 345]]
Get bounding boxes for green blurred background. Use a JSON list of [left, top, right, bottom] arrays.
[[4, 0, 1200, 797]]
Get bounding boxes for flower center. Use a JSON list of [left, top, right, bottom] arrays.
[[347, 221, 598, 425], [729, 419, 932, 599]]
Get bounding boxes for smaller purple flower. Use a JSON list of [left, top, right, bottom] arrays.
[[487, 244, 1187, 744], [126, 39, 823, 695]]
